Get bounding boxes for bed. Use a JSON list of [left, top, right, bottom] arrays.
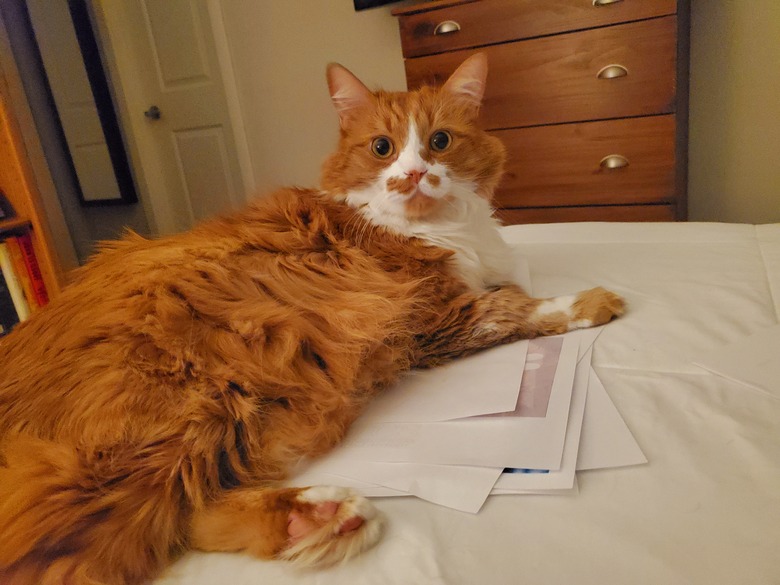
[[156, 221, 780, 585]]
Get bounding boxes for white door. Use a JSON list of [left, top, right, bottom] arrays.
[[92, 0, 248, 235]]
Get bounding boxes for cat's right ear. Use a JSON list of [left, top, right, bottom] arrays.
[[443, 52, 488, 111], [326, 63, 373, 128]]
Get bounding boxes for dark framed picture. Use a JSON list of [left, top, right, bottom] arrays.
[[28, 0, 137, 205], [65, 0, 137, 205]]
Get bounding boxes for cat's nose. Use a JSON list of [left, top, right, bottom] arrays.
[[405, 169, 427, 185]]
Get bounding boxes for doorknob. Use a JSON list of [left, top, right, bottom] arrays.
[[144, 105, 161, 120]]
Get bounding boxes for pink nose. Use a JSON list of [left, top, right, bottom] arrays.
[[405, 169, 427, 185]]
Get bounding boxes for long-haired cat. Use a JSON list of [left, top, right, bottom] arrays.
[[0, 54, 624, 584]]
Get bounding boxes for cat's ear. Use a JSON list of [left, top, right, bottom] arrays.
[[326, 63, 374, 127], [442, 53, 488, 110]]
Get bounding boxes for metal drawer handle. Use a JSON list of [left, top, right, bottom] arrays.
[[597, 64, 628, 79], [593, 0, 624, 6], [434, 20, 461, 35], [600, 155, 629, 170]]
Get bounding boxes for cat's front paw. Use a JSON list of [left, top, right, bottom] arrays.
[[279, 486, 384, 566], [570, 287, 626, 329]]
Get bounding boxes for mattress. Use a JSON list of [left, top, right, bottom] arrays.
[[156, 222, 780, 585]]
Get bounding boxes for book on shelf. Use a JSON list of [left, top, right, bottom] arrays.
[[0, 268, 19, 336], [0, 240, 31, 325], [4, 236, 40, 312], [14, 232, 49, 307], [0, 230, 50, 320]]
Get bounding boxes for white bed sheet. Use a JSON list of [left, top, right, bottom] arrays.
[[156, 222, 780, 585]]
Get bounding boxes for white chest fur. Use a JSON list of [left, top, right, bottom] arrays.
[[345, 184, 515, 291]]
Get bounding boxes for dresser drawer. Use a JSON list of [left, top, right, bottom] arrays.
[[406, 16, 678, 129], [492, 115, 677, 208], [397, 0, 677, 59]]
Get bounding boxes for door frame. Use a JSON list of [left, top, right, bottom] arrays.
[[205, 0, 256, 197]]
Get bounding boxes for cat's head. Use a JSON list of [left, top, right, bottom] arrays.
[[320, 54, 505, 222]]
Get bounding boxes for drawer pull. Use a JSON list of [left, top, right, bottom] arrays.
[[593, 0, 624, 5], [434, 20, 461, 35], [600, 155, 630, 170], [597, 64, 628, 79]]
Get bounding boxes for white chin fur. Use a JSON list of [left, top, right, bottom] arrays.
[[343, 181, 514, 291]]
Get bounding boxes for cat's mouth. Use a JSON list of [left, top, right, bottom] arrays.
[[403, 189, 444, 219], [383, 173, 450, 219]]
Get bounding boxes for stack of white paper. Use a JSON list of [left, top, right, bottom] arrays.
[[289, 260, 646, 513]]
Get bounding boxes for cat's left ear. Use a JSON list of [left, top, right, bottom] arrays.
[[327, 63, 374, 128], [442, 53, 488, 110]]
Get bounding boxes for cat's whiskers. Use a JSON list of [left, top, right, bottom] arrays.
[[357, 220, 371, 249], [355, 211, 375, 250], [340, 201, 373, 250], [440, 193, 461, 214]]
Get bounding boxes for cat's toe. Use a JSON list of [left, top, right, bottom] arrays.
[[279, 486, 383, 567], [594, 288, 626, 320]]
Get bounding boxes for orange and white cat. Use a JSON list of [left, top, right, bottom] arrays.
[[0, 54, 624, 585]]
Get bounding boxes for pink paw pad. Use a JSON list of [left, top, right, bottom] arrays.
[[279, 486, 383, 566], [287, 501, 364, 544]]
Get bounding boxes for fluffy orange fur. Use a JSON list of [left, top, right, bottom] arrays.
[[0, 55, 624, 584]]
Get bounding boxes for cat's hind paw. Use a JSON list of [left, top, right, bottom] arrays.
[[279, 486, 384, 567]]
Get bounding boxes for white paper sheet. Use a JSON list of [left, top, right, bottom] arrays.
[[576, 327, 602, 362], [299, 460, 502, 513], [330, 332, 581, 470], [493, 348, 591, 492], [287, 326, 606, 509], [492, 476, 580, 496], [363, 341, 528, 423], [692, 323, 780, 400], [289, 335, 595, 510], [576, 368, 647, 471], [288, 327, 630, 508]]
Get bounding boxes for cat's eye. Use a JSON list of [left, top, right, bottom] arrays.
[[371, 136, 394, 159], [430, 130, 452, 152]]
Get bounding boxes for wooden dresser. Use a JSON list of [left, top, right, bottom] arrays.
[[393, 0, 690, 223]]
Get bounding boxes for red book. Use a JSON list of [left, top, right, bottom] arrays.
[[15, 232, 49, 307], [4, 237, 38, 311]]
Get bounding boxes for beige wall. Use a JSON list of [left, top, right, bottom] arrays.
[[219, 1, 413, 197], [688, 0, 780, 223]]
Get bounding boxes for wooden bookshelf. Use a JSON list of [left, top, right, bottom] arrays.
[[0, 217, 32, 232], [0, 77, 63, 298]]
